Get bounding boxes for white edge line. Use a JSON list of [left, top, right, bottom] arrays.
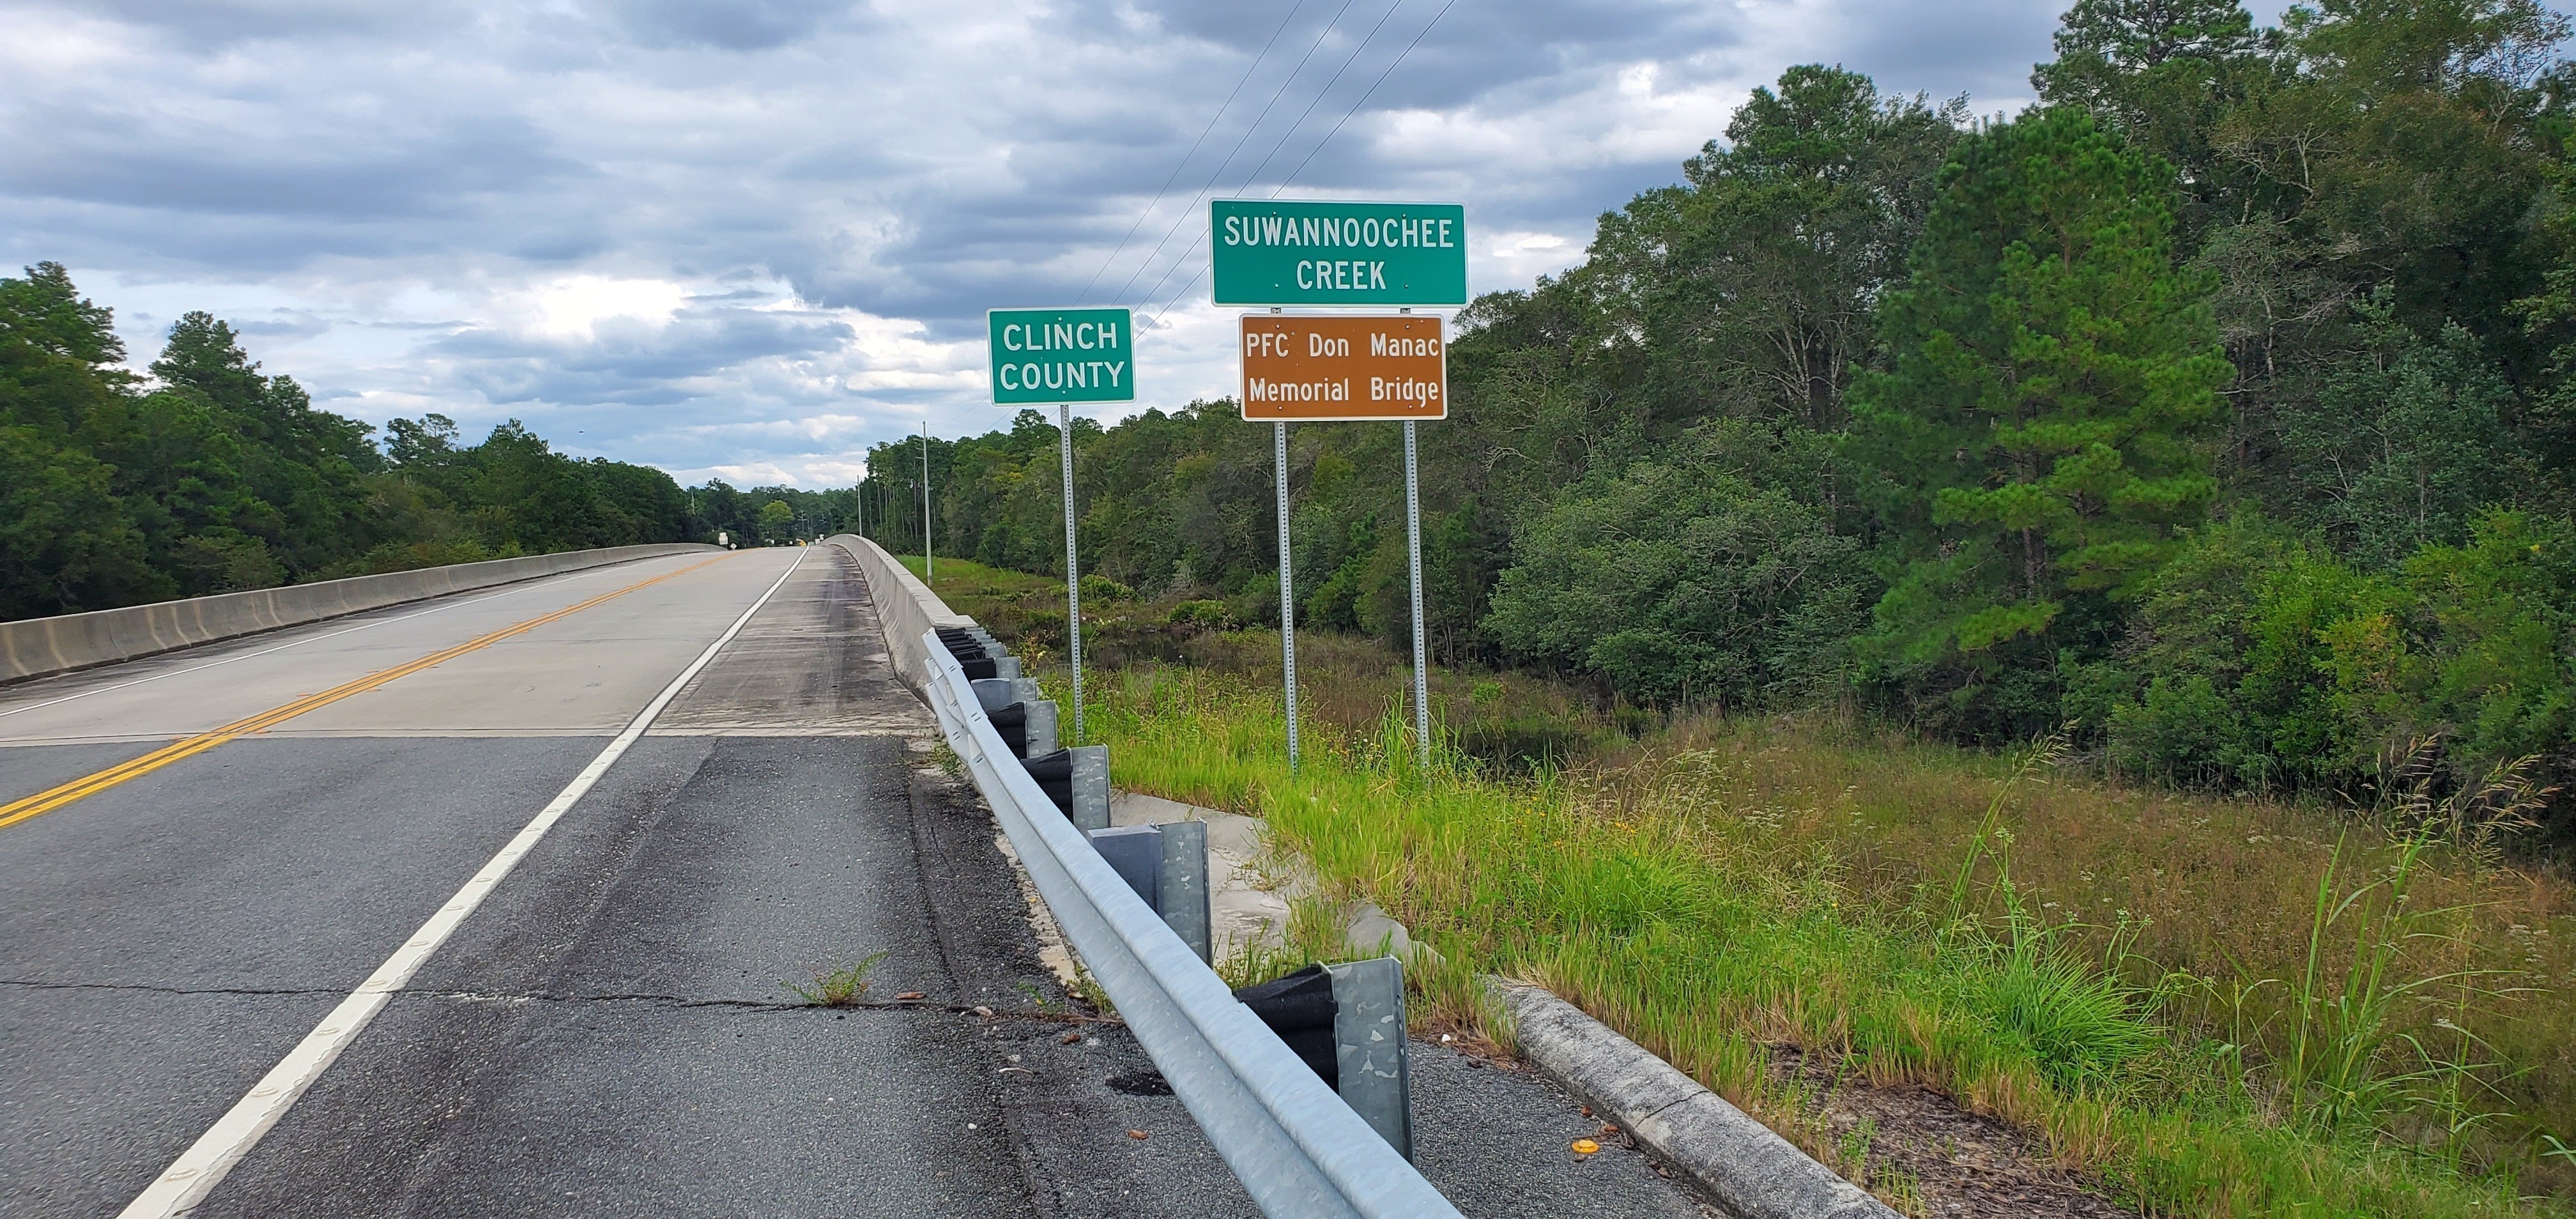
[[119, 548, 806, 1219], [0, 557, 683, 723]]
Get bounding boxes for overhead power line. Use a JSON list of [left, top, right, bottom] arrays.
[[1131, 0, 1407, 317], [1076, 2, 1309, 304], [1273, 0, 1459, 197], [1239, 0, 1412, 197], [1109, 0, 1363, 309], [1145, 0, 1459, 329]]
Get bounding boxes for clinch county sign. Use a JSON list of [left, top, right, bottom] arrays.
[[986, 307, 1136, 405], [1210, 200, 1467, 307]]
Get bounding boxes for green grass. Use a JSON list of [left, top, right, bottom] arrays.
[[913, 555, 2575, 1215], [1079, 666, 2560, 1217], [788, 951, 889, 1007]]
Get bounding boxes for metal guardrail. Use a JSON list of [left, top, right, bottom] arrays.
[[919, 631, 1462, 1219]]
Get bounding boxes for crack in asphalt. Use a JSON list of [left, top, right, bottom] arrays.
[[0, 978, 346, 998], [431, 990, 1124, 1022], [1, 977, 1121, 1025]]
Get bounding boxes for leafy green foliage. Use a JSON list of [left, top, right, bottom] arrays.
[[1584, 66, 1966, 433], [367, 413, 698, 564], [1485, 451, 1866, 706], [684, 479, 854, 550], [1847, 106, 2229, 734], [0, 424, 167, 616], [0, 263, 753, 619], [2071, 512, 2402, 788], [756, 499, 797, 544], [2281, 293, 2521, 569], [2405, 512, 2576, 790], [2033, 0, 2265, 237], [902, 36, 2575, 841], [2075, 510, 2576, 822]]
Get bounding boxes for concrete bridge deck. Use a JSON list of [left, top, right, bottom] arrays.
[[0, 547, 1707, 1218]]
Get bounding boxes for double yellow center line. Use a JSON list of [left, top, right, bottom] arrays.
[[0, 555, 729, 832]]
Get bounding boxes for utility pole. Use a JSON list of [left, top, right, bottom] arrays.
[[921, 420, 933, 583]]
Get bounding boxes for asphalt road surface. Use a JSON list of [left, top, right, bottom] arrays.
[[0, 546, 1711, 1217]]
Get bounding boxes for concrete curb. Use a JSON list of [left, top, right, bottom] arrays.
[[1492, 981, 1897, 1219], [1108, 790, 1445, 972], [1, 542, 721, 685]]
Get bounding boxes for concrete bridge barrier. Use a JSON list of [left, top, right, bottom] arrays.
[[1, 542, 723, 685]]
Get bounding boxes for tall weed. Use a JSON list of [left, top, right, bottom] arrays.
[[1086, 666, 2553, 1216]]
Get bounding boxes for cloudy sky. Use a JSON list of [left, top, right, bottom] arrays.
[[4, 0, 2105, 487]]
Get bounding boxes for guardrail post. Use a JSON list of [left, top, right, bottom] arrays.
[[1082, 821, 1210, 963], [1069, 744, 1110, 832], [1156, 818, 1211, 963], [1327, 958, 1414, 1162], [1025, 700, 1059, 755]]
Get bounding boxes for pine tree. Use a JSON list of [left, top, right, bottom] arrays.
[[1846, 107, 2230, 732], [2033, 0, 2262, 237]]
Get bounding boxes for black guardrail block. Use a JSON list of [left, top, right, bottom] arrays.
[[1234, 964, 1339, 1092], [1020, 746, 1075, 810], [988, 702, 1030, 756]]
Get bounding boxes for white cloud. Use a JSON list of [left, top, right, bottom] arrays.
[[523, 275, 689, 337], [2, 0, 2077, 488]]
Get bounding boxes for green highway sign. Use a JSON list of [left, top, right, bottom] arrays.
[[1210, 199, 1466, 307], [986, 307, 1135, 404]]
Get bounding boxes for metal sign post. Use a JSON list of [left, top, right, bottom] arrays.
[[1236, 312, 1448, 770], [1060, 403, 1085, 744], [1403, 420, 1429, 770], [986, 306, 1135, 744], [1275, 419, 1300, 772]]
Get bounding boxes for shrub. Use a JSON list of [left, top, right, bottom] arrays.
[[2090, 510, 2576, 835], [1167, 599, 1234, 630], [1487, 463, 1867, 707]]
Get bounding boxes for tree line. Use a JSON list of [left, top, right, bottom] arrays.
[[873, 0, 2576, 831], [0, 263, 856, 620]]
